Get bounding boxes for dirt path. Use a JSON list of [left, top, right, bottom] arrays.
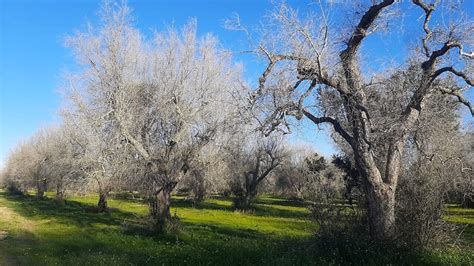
[[0, 206, 36, 265], [0, 206, 35, 232]]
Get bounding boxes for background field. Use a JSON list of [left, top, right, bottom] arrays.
[[0, 192, 472, 265]]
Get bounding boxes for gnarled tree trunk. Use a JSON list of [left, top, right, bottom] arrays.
[[56, 181, 65, 204], [148, 182, 177, 232], [462, 195, 474, 209], [364, 181, 396, 240], [36, 179, 47, 199], [353, 134, 399, 241], [237, 187, 257, 211], [234, 171, 261, 210], [98, 191, 109, 212]]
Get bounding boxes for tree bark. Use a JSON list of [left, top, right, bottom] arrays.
[[353, 135, 397, 241], [237, 191, 255, 210], [148, 182, 177, 232], [235, 173, 258, 210], [56, 181, 65, 204], [363, 181, 395, 240], [36, 188, 45, 199], [462, 195, 474, 209], [97, 191, 109, 212], [36, 179, 47, 199]]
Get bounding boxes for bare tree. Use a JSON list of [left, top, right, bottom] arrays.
[[47, 123, 86, 204], [274, 147, 314, 199], [2, 127, 60, 199], [65, 2, 243, 229], [237, 1, 474, 240], [273, 149, 343, 202], [179, 147, 232, 203], [2, 141, 33, 195], [458, 130, 474, 208], [228, 133, 286, 210], [64, 97, 139, 211]]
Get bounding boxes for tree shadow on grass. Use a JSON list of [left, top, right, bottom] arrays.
[[2, 192, 291, 241], [4, 192, 469, 265], [251, 204, 309, 219], [0, 192, 137, 229], [172, 196, 311, 219], [74, 192, 311, 220], [253, 196, 308, 208], [180, 220, 269, 240], [171, 197, 233, 211]]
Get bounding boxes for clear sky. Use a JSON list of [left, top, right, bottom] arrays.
[[1, 0, 473, 167]]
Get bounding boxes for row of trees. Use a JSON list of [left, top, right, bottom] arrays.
[[1, 3, 297, 231], [1, 0, 473, 244], [2, 126, 84, 203]]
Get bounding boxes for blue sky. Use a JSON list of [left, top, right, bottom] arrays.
[[1, 0, 473, 167]]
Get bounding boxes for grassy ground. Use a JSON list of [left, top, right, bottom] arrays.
[[0, 192, 472, 265]]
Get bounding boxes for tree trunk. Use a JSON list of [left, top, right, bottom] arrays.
[[36, 179, 47, 199], [36, 188, 45, 199], [462, 195, 474, 209], [364, 181, 396, 241], [148, 182, 177, 232], [238, 192, 254, 210], [235, 176, 257, 210], [295, 188, 303, 200], [192, 177, 206, 204], [56, 181, 65, 204], [354, 145, 397, 241], [97, 191, 109, 212]]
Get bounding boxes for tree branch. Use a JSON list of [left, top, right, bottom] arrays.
[[412, 0, 436, 57], [422, 40, 472, 70], [302, 109, 354, 146], [341, 0, 395, 60], [431, 66, 473, 115], [250, 49, 302, 101], [296, 80, 317, 119], [339, 0, 395, 93], [256, 163, 279, 184], [438, 86, 474, 116], [432, 66, 474, 87]]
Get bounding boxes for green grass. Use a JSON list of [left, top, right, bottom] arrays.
[[0, 192, 472, 265], [445, 204, 474, 224]]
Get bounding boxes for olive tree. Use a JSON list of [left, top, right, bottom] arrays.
[[235, 1, 474, 240], [66, 3, 243, 229], [179, 147, 232, 203], [273, 147, 313, 199], [2, 127, 59, 199], [38, 123, 86, 204], [459, 131, 474, 208], [228, 133, 286, 210], [2, 141, 33, 195], [64, 78, 138, 212], [273, 149, 341, 201]]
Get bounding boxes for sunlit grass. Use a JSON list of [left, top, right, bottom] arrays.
[[0, 191, 318, 265], [0, 191, 472, 265], [444, 205, 474, 225]]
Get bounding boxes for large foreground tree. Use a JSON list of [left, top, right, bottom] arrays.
[[66, 3, 243, 230], [241, 1, 474, 240]]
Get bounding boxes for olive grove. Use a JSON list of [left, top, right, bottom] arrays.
[[0, 0, 472, 246]]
